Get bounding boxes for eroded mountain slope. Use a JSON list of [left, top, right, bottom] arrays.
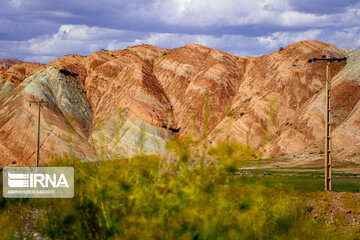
[[0, 40, 359, 166]]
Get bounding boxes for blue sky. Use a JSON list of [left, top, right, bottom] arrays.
[[1, 0, 360, 63]]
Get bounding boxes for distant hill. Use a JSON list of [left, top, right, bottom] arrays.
[[0, 58, 44, 69], [0, 59, 24, 69], [0, 41, 359, 167]]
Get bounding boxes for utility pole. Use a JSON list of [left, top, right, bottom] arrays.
[[29, 100, 49, 167], [308, 56, 347, 191]]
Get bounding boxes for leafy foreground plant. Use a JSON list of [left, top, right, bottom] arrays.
[[2, 153, 358, 240]]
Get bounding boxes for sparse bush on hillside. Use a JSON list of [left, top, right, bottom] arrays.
[[256, 100, 278, 158]]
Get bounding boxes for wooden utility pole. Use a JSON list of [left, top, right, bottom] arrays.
[[29, 100, 49, 167], [325, 60, 332, 191], [308, 56, 347, 191]]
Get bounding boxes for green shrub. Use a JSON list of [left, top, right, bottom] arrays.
[[0, 152, 348, 239]]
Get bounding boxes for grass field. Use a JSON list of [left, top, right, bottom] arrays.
[[1, 155, 360, 239], [238, 173, 360, 192]]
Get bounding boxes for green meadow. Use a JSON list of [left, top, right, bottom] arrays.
[[238, 170, 360, 192]]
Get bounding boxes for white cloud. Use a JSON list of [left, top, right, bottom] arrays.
[[257, 29, 323, 49], [334, 27, 360, 40], [328, 27, 360, 49], [140, 0, 263, 27], [263, 0, 290, 12], [24, 24, 147, 57], [0, 25, 145, 63], [48, 11, 78, 18], [136, 0, 359, 28], [10, 0, 23, 8], [54, 25, 137, 41]]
